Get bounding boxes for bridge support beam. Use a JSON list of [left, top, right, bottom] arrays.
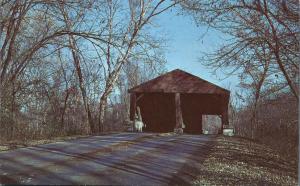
[[174, 93, 184, 134]]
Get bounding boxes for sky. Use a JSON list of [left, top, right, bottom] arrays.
[[152, 7, 240, 94]]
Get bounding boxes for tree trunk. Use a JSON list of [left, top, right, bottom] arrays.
[[69, 38, 94, 134], [98, 95, 108, 133], [59, 5, 94, 134], [98, 70, 123, 132], [60, 91, 69, 134]]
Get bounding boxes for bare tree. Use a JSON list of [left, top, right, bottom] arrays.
[[57, 0, 95, 133], [182, 0, 299, 101], [0, 0, 176, 140], [96, 0, 178, 132], [181, 1, 299, 154]]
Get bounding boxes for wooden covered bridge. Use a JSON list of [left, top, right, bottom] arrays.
[[128, 69, 230, 134]]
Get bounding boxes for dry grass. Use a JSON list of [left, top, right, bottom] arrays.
[[192, 136, 298, 186], [1, 133, 297, 185], [0, 135, 89, 152]]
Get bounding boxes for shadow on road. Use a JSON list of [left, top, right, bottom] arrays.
[[0, 133, 216, 185]]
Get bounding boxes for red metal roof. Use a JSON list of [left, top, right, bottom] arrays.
[[128, 69, 230, 95]]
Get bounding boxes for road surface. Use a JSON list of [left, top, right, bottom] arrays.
[[0, 133, 216, 185]]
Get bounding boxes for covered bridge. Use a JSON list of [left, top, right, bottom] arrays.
[[128, 69, 230, 134]]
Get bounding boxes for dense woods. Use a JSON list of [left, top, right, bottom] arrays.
[[234, 93, 298, 158], [0, 0, 172, 140], [0, 0, 298, 158], [182, 0, 299, 157]]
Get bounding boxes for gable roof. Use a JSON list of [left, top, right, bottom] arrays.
[[128, 69, 230, 95]]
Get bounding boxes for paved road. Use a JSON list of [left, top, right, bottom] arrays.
[[0, 133, 216, 185]]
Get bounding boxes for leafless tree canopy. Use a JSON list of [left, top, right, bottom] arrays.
[[182, 0, 299, 99], [182, 0, 299, 157], [0, 0, 298, 158], [0, 0, 175, 140]]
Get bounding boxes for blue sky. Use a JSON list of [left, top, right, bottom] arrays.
[[153, 8, 240, 94]]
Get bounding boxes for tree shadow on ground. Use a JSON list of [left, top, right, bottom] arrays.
[[0, 134, 216, 185], [172, 136, 297, 185]]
